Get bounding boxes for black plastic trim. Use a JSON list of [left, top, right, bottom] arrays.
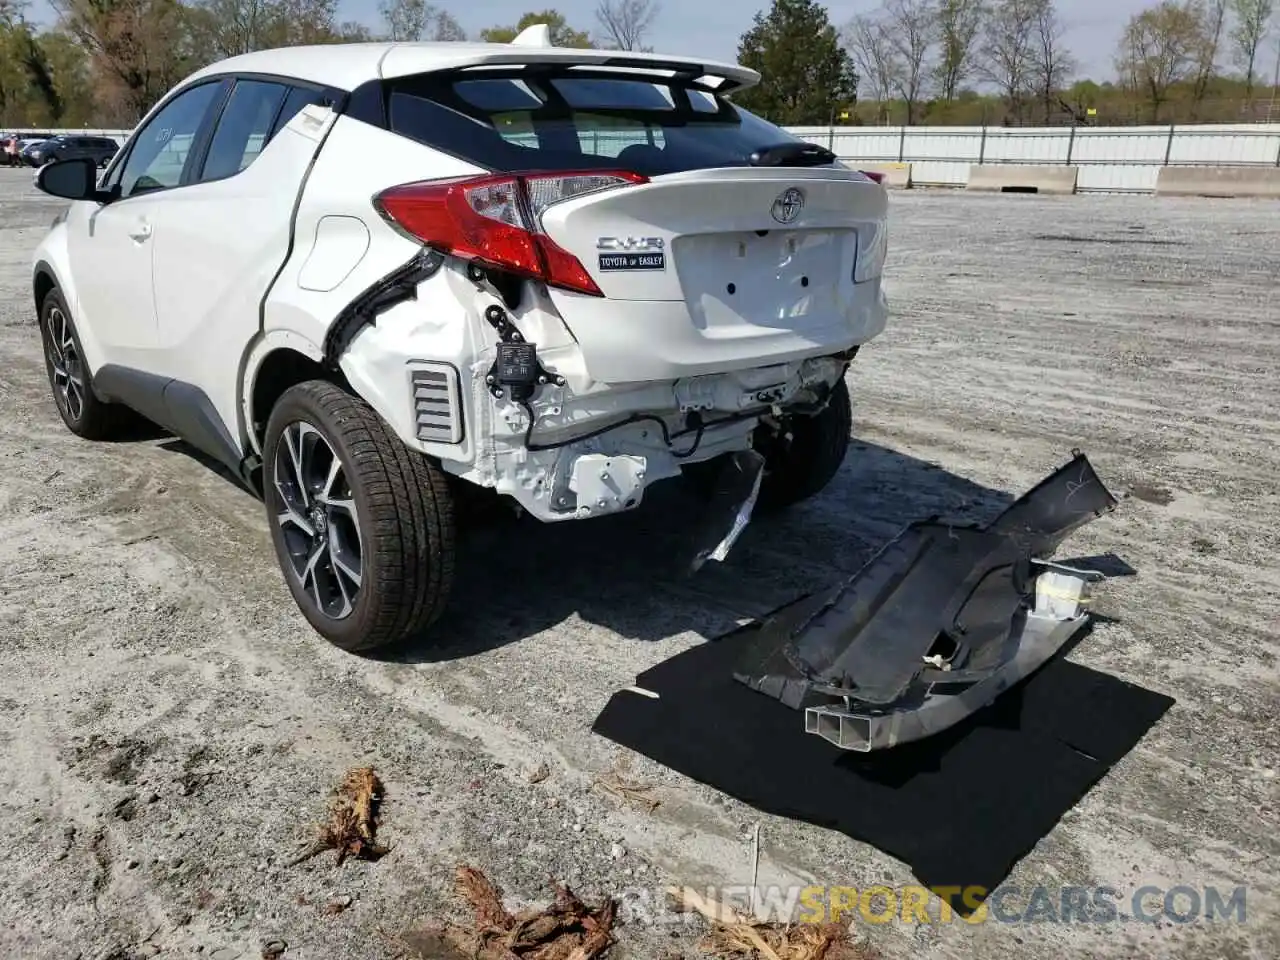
[[322, 249, 446, 368], [93, 365, 247, 479]]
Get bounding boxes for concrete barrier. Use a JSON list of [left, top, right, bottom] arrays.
[[966, 163, 1079, 195], [1155, 165, 1280, 199], [847, 161, 913, 188]]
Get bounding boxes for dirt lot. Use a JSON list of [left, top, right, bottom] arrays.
[[0, 166, 1276, 960]]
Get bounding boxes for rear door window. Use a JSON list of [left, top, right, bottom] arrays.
[[384, 69, 802, 177], [199, 78, 289, 182], [270, 85, 328, 138]]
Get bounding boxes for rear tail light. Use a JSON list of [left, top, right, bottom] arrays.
[[859, 170, 887, 185], [374, 170, 648, 297]]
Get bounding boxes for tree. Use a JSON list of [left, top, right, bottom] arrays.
[[378, 0, 466, 42], [480, 9, 592, 46], [595, 0, 659, 51], [183, 0, 363, 62], [935, 0, 985, 102], [1030, 0, 1074, 121], [880, 0, 937, 124], [51, 0, 196, 123], [845, 12, 900, 119], [1191, 0, 1228, 108], [432, 10, 466, 40], [735, 0, 857, 124], [979, 0, 1040, 120], [1116, 0, 1206, 120], [1228, 0, 1274, 96]]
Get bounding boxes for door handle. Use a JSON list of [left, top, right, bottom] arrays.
[[129, 222, 152, 242]]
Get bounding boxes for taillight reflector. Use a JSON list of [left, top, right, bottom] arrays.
[[374, 170, 648, 297], [859, 170, 887, 185]]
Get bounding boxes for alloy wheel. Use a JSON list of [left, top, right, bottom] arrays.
[[272, 421, 364, 620], [45, 305, 85, 422]]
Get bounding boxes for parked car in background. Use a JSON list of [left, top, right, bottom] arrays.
[[19, 137, 53, 166], [27, 135, 119, 167]]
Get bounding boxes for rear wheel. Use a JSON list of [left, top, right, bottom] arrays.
[[263, 380, 456, 653], [752, 377, 852, 513], [682, 377, 852, 514], [38, 288, 130, 440]]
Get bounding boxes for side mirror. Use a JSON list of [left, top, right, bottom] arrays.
[[35, 158, 102, 202]]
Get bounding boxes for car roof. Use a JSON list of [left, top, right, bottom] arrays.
[[180, 40, 760, 95]]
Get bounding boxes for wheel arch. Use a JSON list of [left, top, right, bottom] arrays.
[[33, 260, 59, 316], [242, 333, 352, 459]]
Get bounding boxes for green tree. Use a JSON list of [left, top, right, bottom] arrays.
[[480, 9, 592, 47], [734, 0, 857, 124]]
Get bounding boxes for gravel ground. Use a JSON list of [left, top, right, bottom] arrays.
[[0, 166, 1276, 960]]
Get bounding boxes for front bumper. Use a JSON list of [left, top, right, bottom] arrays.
[[733, 451, 1121, 751]]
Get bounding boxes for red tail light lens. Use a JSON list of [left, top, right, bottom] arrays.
[[859, 170, 887, 185], [374, 170, 648, 297]]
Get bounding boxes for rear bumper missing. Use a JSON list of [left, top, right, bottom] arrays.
[[734, 451, 1121, 751]]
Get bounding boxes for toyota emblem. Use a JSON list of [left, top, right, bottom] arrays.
[[771, 187, 805, 224]]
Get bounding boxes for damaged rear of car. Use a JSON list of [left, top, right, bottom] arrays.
[[266, 54, 888, 527], [32, 36, 890, 655]]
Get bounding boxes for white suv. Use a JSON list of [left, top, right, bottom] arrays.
[[30, 31, 890, 653]]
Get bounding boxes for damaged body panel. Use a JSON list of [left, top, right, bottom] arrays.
[[734, 452, 1120, 751]]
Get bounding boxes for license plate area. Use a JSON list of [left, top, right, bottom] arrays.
[[673, 229, 854, 331]]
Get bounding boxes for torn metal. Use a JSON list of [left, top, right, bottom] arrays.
[[689, 449, 766, 574], [733, 451, 1120, 751]]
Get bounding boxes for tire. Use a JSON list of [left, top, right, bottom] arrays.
[[753, 376, 852, 513], [38, 287, 130, 440], [262, 380, 456, 653]]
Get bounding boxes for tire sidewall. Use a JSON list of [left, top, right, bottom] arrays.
[[263, 387, 378, 649], [756, 376, 852, 512], [39, 288, 94, 434]]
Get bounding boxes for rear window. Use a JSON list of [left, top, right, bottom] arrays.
[[384, 69, 803, 176]]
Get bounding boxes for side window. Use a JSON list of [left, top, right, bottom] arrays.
[[115, 81, 224, 199], [269, 85, 327, 139], [199, 79, 289, 182]]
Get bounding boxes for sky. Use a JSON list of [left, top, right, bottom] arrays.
[[23, 0, 1276, 87]]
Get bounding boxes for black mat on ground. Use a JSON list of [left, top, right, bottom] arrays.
[[591, 620, 1174, 902]]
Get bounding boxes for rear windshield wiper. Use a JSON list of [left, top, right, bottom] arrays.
[[749, 142, 837, 167]]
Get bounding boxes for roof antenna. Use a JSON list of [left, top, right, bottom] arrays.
[[510, 23, 554, 47]]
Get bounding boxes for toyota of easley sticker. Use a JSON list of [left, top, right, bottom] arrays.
[[597, 236, 666, 271]]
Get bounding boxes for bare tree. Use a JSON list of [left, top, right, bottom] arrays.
[[52, 0, 192, 122], [1030, 0, 1074, 121], [1229, 0, 1274, 97], [595, 0, 659, 51], [845, 11, 900, 118], [1116, 0, 1205, 120], [934, 0, 985, 102], [880, 0, 937, 124], [432, 9, 465, 40], [379, 0, 430, 40], [979, 0, 1039, 120], [1192, 0, 1228, 109]]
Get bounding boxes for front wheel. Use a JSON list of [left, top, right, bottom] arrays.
[[263, 380, 456, 653], [38, 288, 130, 440]]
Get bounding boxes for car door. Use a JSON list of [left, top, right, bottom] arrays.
[[148, 78, 336, 444], [66, 79, 227, 373]]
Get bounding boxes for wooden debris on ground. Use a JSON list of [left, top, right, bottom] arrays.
[[591, 755, 660, 812], [399, 864, 617, 959], [288, 766, 389, 866], [666, 886, 880, 960]]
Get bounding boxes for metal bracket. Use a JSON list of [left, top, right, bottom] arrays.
[[481, 304, 566, 400]]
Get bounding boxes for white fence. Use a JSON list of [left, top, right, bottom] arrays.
[[790, 123, 1280, 193], [12, 122, 1280, 195]]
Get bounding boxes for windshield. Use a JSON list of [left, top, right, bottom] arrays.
[[384, 69, 806, 177]]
